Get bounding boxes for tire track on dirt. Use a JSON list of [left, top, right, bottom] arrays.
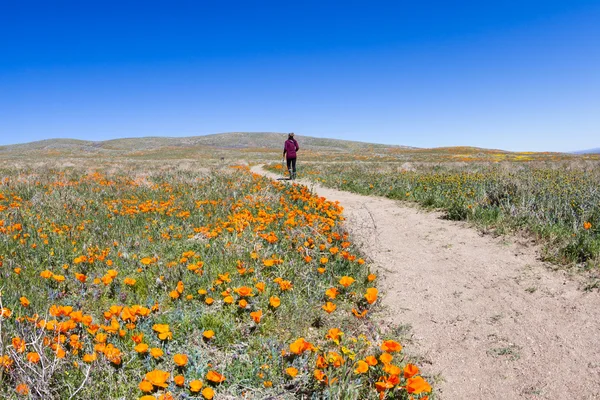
[[252, 165, 600, 400]]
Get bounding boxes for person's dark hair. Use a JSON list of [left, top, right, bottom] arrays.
[[288, 132, 295, 140]]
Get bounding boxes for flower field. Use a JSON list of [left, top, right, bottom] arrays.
[[267, 161, 600, 270], [0, 164, 431, 399]]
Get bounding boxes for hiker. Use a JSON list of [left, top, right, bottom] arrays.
[[283, 132, 299, 180]]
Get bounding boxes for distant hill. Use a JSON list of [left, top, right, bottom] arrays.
[[574, 148, 600, 154], [0, 132, 415, 156], [1, 133, 597, 163]]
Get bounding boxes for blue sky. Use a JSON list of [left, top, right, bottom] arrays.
[[1, 1, 599, 151]]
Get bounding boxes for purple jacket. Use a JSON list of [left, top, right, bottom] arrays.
[[283, 139, 299, 158]]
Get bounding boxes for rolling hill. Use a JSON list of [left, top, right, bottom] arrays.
[[0, 132, 414, 158]]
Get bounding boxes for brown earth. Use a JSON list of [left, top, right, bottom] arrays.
[[252, 165, 600, 400]]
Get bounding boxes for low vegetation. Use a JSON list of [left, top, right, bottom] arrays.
[[0, 163, 431, 399], [267, 161, 600, 269]]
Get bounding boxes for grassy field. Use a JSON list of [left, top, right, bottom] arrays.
[[0, 161, 431, 399], [267, 161, 600, 272]]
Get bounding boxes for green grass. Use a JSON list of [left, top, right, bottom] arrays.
[[268, 161, 600, 271]]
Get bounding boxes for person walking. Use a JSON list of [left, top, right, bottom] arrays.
[[283, 132, 299, 180]]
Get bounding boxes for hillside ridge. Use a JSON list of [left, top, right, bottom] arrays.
[[0, 132, 415, 153]]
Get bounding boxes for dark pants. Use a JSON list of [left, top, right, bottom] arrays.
[[286, 157, 297, 174]]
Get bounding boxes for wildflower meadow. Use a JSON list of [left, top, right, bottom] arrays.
[[0, 163, 431, 399]]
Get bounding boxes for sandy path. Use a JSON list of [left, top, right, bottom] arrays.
[[252, 165, 600, 400]]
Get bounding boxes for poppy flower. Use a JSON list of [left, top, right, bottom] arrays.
[[140, 257, 153, 265], [325, 288, 338, 299], [15, 383, 29, 395], [206, 370, 225, 383], [316, 355, 328, 369], [134, 343, 149, 353], [150, 348, 164, 359], [189, 380, 203, 392], [203, 330, 215, 339], [124, 277, 136, 286], [325, 328, 343, 342], [139, 380, 153, 393], [380, 340, 402, 353], [173, 354, 188, 367], [131, 332, 144, 344], [354, 360, 369, 374], [19, 297, 30, 307], [289, 338, 313, 355], [314, 369, 326, 381], [365, 355, 378, 366], [234, 286, 253, 297], [339, 276, 355, 287], [383, 363, 401, 375], [380, 352, 393, 364], [12, 337, 25, 353], [174, 375, 185, 386], [404, 363, 419, 378], [202, 387, 215, 399], [269, 296, 280, 308], [322, 302, 336, 313], [364, 288, 378, 304], [26, 352, 40, 363], [406, 376, 432, 394], [285, 367, 298, 377], [375, 379, 394, 393], [144, 369, 170, 388], [250, 310, 263, 324]]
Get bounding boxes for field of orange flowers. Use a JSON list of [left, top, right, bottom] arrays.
[[0, 164, 431, 399]]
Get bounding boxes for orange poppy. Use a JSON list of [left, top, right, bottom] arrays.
[[173, 354, 188, 367], [406, 376, 432, 394], [206, 370, 225, 383], [189, 379, 203, 392], [364, 288, 378, 304], [139, 380, 154, 393], [354, 360, 369, 374], [250, 310, 263, 324], [269, 296, 280, 308], [322, 302, 336, 313], [339, 276, 355, 287], [202, 387, 215, 399], [380, 340, 402, 353], [174, 375, 185, 386], [144, 369, 170, 388]]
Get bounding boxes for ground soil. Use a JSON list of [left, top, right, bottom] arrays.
[[252, 165, 600, 400]]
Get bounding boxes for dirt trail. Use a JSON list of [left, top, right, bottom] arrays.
[[252, 165, 600, 400]]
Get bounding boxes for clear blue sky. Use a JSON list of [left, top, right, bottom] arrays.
[[1, 1, 599, 151]]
